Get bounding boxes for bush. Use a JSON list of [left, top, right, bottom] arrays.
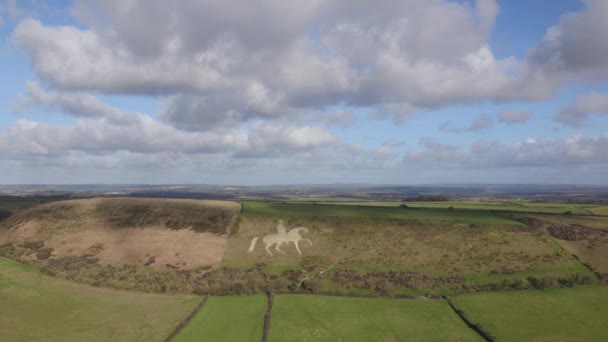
[[36, 247, 53, 260], [21, 240, 44, 250], [302, 278, 325, 293]]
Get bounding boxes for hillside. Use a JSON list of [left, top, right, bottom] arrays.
[[0, 198, 240, 271]]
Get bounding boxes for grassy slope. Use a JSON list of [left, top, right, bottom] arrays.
[[452, 286, 608, 341], [269, 295, 481, 342], [174, 295, 266, 342], [243, 201, 520, 226], [0, 257, 199, 342], [226, 215, 588, 278], [1, 197, 240, 240]]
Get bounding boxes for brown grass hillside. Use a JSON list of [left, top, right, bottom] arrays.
[[0, 198, 240, 270]]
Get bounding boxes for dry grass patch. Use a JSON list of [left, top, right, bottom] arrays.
[[0, 197, 240, 270]]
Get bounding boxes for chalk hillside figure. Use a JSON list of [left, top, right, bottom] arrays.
[[248, 220, 312, 256]]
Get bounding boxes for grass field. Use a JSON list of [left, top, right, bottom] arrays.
[[315, 200, 608, 215], [0, 257, 199, 342], [588, 206, 608, 215], [174, 295, 266, 342], [269, 295, 481, 341], [243, 201, 521, 226], [0, 196, 41, 211], [452, 286, 608, 341]]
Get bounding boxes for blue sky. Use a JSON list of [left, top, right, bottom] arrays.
[[1, 0, 607, 184]]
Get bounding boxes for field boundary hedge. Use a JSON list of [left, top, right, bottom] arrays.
[[271, 289, 433, 300], [571, 253, 607, 284], [262, 292, 274, 342], [164, 295, 208, 342], [443, 296, 496, 342]]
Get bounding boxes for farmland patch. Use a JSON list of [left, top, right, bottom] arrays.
[[0, 257, 199, 341], [269, 295, 481, 341], [452, 286, 608, 341]]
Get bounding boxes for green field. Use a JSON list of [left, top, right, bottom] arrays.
[[316, 200, 608, 215], [243, 201, 521, 226], [269, 295, 481, 341], [452, 286, 608, 341], [0, 196, 40, 211], [175, 295, 266, 342], [0, 257, 199, 342], [588, 206, 608, 215]]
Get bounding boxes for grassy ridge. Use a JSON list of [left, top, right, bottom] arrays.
[[452, 286, 608, 341], [0, 257, 199, 342], [269, 295, 481, 341], [243, 201, 521, 226], [174, 295, 266, 342]]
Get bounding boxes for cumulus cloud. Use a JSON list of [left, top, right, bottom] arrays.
[[13, 0, 555, 114], [0, 115, 340, 159], [440, 114, 493, 133], [527, 0, 608, 80], [5, 0, 608, 184], [497, 109, 533, 124], [406, 133, 608, 168], [556, 93, 608, 127], [14, 82, 141, 124]]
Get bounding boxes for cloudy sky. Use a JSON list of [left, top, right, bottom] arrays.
[[1, 0, 607, 185]]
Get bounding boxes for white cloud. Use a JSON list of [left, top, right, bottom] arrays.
[[5, 0, 608, 184], [526, 0, 608, 81], [556, 93, 608, 127], [406, 133, 608, 168], [13, 0, 552, 112], [498, 109, 533, 124], [439, 114, 492, 133]]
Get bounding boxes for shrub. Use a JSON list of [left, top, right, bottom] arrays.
[[36, 247, 53, 260]]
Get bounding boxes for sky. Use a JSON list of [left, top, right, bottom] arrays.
[[0, 0, 607, 185]]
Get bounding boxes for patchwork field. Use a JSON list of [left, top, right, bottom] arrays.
[[269, 295, 481, 342], [1, 194, 607, 341], [0, 257, 199, 342], [315, 200, 608, 215], [452, 286, 608, 341], [174, 295, 266, 342], [243, 201, 521, 226]]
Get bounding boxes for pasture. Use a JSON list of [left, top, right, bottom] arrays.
[[269, 295, 481, 341], [242, 201, 521, 226], [0, 257, 199, 341], [0, 195, 40, 212], [174, 295, 266, 342], [452, 286, 608, 341], [315, 200, 608, 215]]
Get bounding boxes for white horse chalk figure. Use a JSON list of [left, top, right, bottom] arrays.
[[248, 220, 312, 256]]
